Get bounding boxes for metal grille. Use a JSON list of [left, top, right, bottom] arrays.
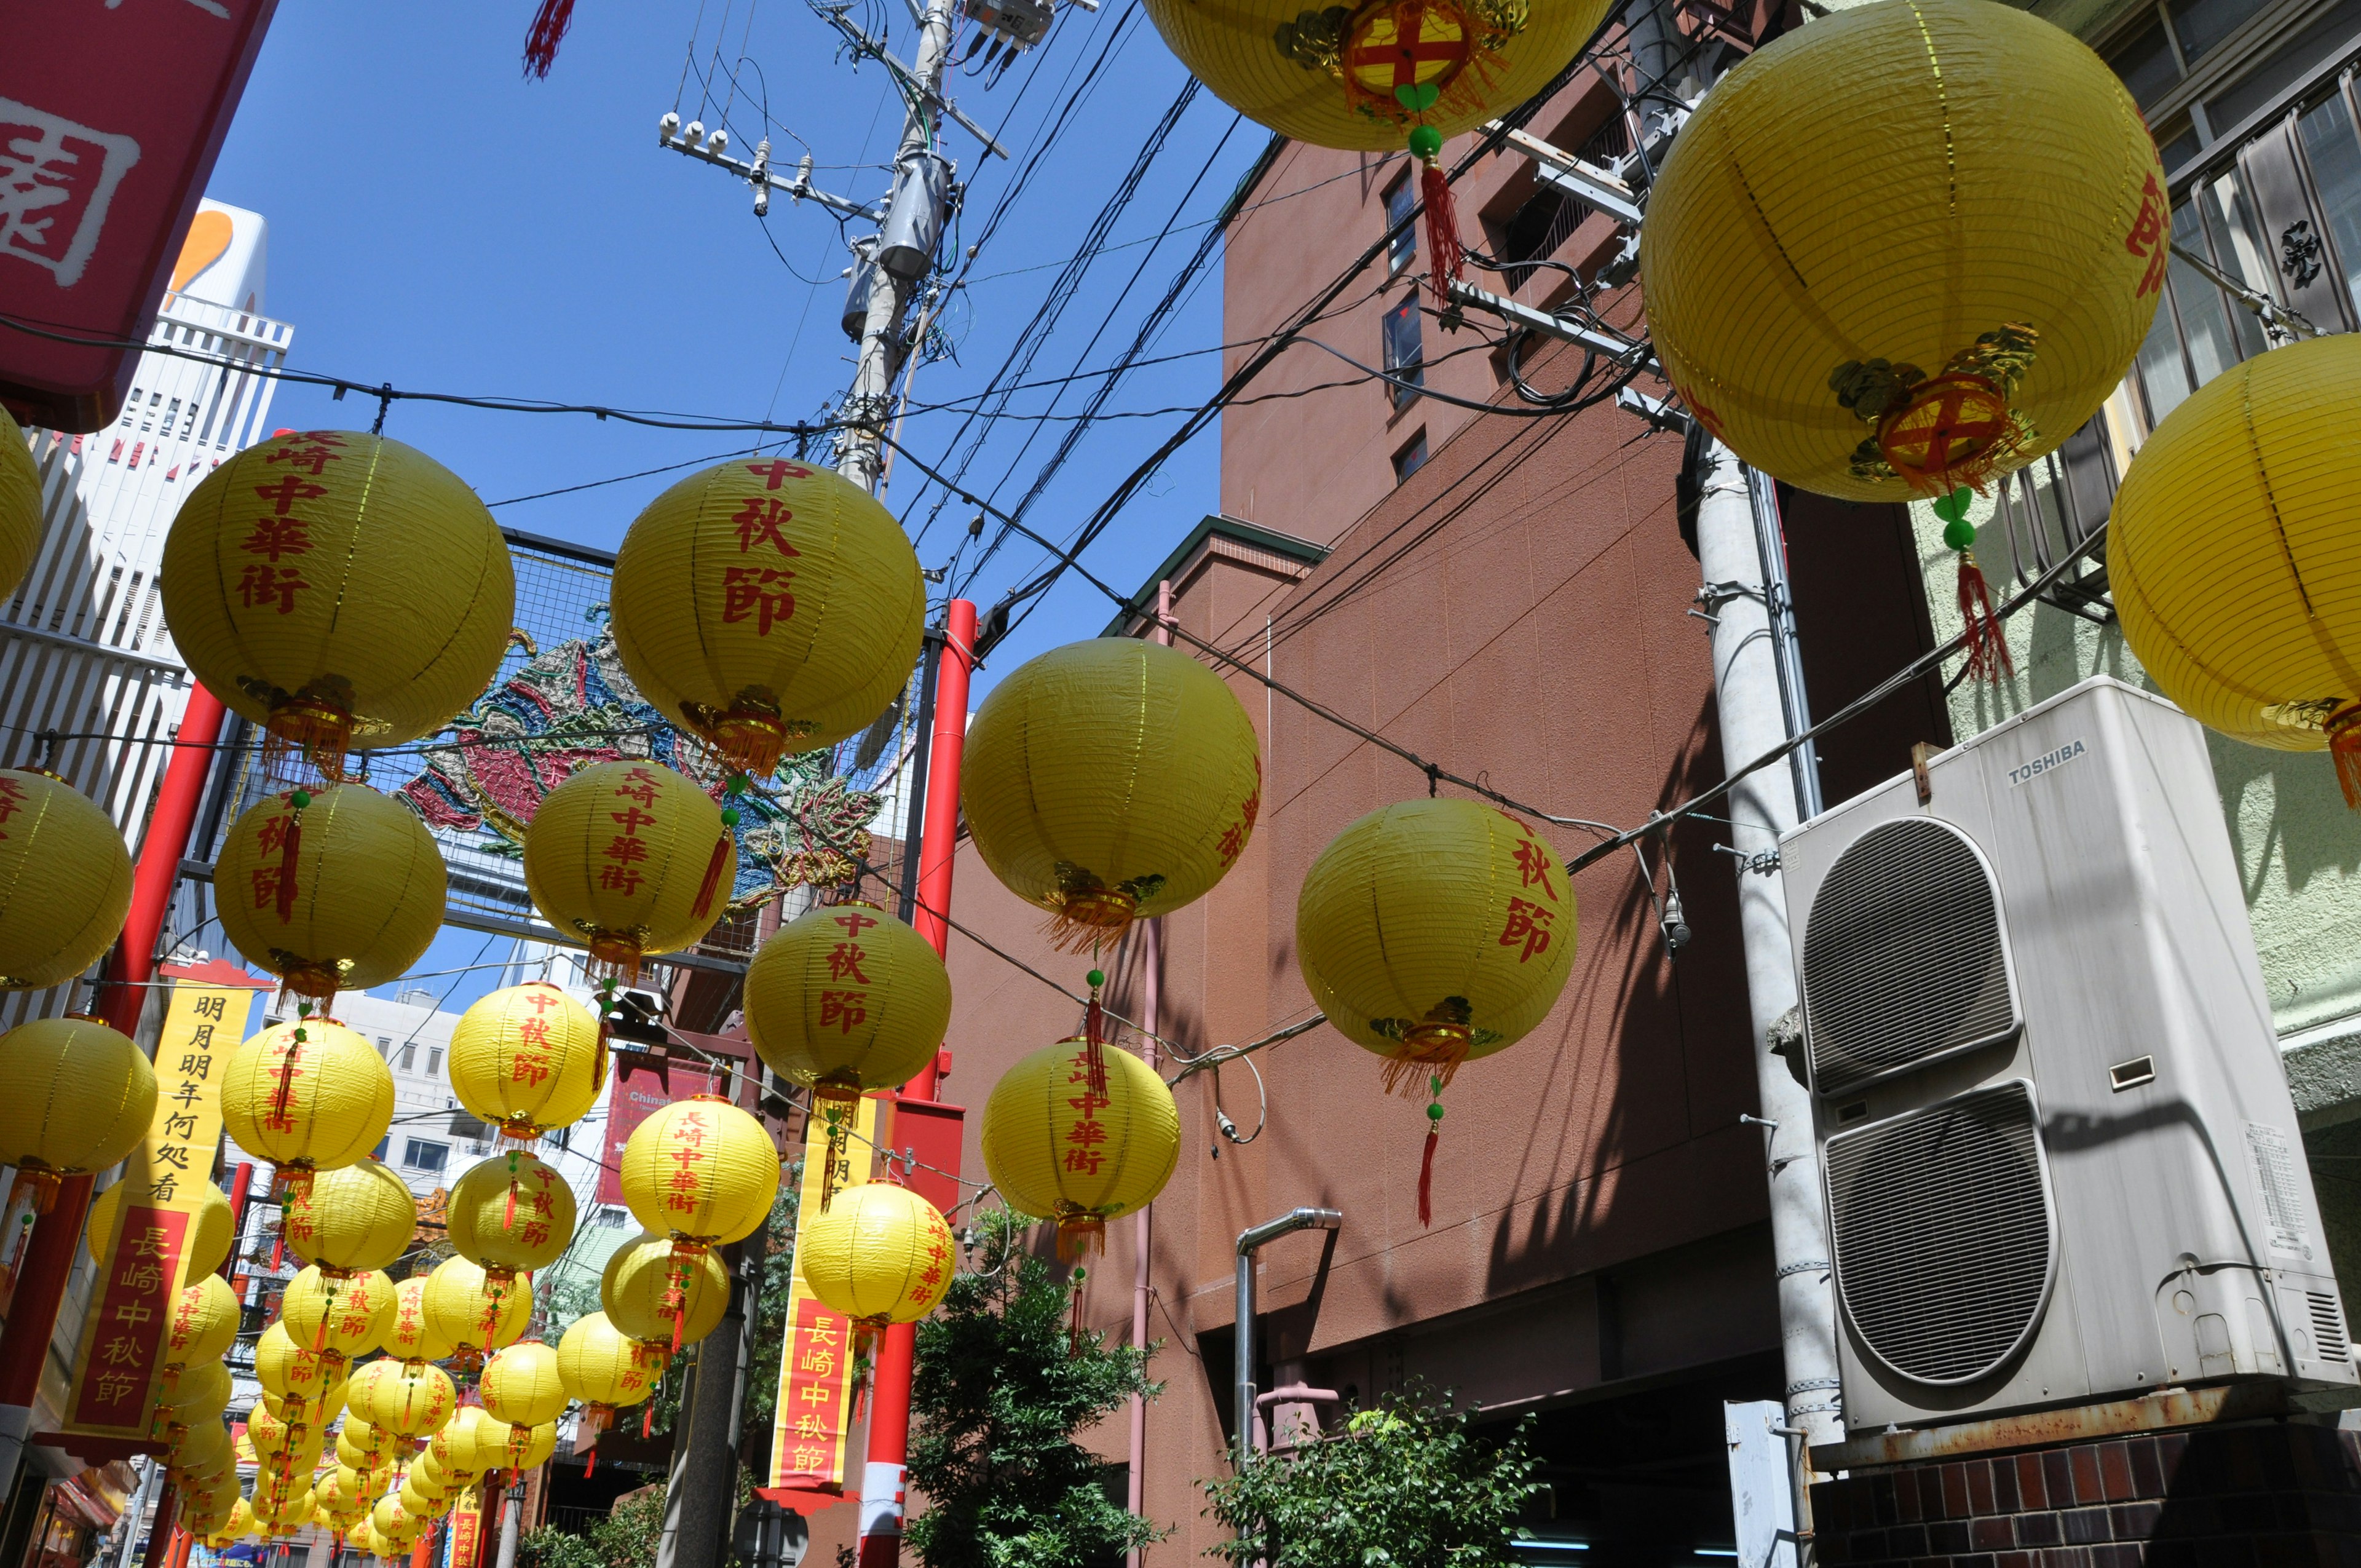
[[1825, 1082, 2055, 1386], [2309, 1293, 2349, 1361], [1801, 818, 2018, 1095]]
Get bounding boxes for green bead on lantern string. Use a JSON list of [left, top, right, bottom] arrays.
[[1934, 486, 2013, 684]]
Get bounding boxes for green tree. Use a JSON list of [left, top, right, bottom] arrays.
[[1201, 1385, 1540, 1568], [516, 1483, 671, 1568], [903, 1210, 1162, 1568]]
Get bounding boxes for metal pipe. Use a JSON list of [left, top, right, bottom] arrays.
[[1232, 1208, 1342, 1468], [1128, 584, 1171, 1567], [1746, 466, 1822, 820]]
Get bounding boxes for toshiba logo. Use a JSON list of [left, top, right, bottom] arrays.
[[2007, 737, 2087, 788]]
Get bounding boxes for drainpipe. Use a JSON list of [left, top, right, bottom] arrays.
[[1693, 439, 1843, 1529], [1126, 581, 1171, 1568], [1232, 1209, 1342, 1468]]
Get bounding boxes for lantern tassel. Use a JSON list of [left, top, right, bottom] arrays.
[[1054, 1211, 1104, 1262], [1067, 1265, 1088, 1358], [523, 0, 574, 77], [690, 833, 730, 921], [1955, 550, 2014, 685], [2330, 707, 2361, 809], [1417, 1126, 1438, 1229], [1420, 159, 1465, 310], [274, 799, 303, 923]]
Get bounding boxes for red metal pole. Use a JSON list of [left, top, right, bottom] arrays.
[[856, 601, 973, 1568], [0, 681, 226, 1496], [223, 1160, 253, 1291]]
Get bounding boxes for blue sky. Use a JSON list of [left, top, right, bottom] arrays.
[[199, 3, 1269, 1009]]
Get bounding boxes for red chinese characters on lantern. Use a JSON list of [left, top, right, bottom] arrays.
[[663, 1107, 711, 1216], [722, 567, 797, 636], [730, 496, 801, 556], [237, 563, 307, 614], [907, 1222, 950, 1308], [743, 459, 813, 492], [2124, 172, 2168, 298], [599, 770, 665, 897], [1061, 1052, 1112, 1176], [228, 435, 350, 619], [1498, 897, 1554, 963], [818, 991, 867, 1035], [0, 775, 23, 839], [1506, 826, 1559, 901]]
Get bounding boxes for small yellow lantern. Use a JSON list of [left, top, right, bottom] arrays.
[[601, 1232, 730, 1354], [962, 638, 1260, 948], [474, 1417, 558, 1474], [89, 1178, 235, 1278], [160, 1360, 234, 1426], [2109, 335, 2361, 803], [283, 1158, 416, 1275], [371, 1497, 419, 1545], [743, 902, 950, 1103], [348, 1357, 457, 1438], [555, 1311, 665, 1422], [382, 1276, 456, 1364], [255, 1322, 339, 1422], [0, 770, 132, 992], [215, 783, 446, 1004], [279, 1265, 395, 1364], [448, 982, 606, 1138], [220, 1018, 396, 1191], [168, 1416, 232, 1482], [521, 761, 736, 978], [0, 405, 37, 602], [616, 1094, 780, 1246], [481, 1340, 568, 1428], [428, 1404, 491, 1478], [397, 1481, 448, 1521], [448, 1150, 577, 1276], [246, 1396, 323, 1461], [205, 1497, 256, 1548], [165, 1274, 243, 1366], [1641, 0, 2164, 502], [157, 430, 516, 774], [0, 1016, 157, 1209], [797, 1181, 954, 1330], [609, 457, 926, 775], [421, 1256, 531, 1357], [334, 1420, 393, 1473], [981, 1037, 1178, 1256]]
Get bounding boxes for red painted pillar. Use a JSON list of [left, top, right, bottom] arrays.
[[0, 682, 226, 1496], [138, 1482, 178, 1568], [856, 601, 974, 1568]]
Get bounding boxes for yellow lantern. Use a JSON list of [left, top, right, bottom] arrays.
[[962, 638, 1260, 948], [0, 1016, 156, 1209], [481, 1340, 568, 1427], [348, 1357, 457, 1438], [161, 1360, 234, 1426], [371, 1497, 419, 1545], [245, 1398, 323, 1462], [797, 1182, 954, 1330], [609, 456, 926, 775], [743, 902, 950, 1102], [220, 1018, 395, 1189], [1641, 0, 2164, 502], [421, 1256, 531, 1356], [521, 761, 735, 978], [169, 1416, 232, 1481], [214, 784, 446, 1004], [616, 1095, 779, 1246], [2108, 335, 2361, 802], [279, 1265, 396, 1363], [0, 407, 33, 603], [157, 430, 516, 774], [601, 1233, 730, 1353], [334, 1422, 393, 1473], [555, 1311, 665, 1417], [382, 1276, 456, 1364], [254, 1322, 339, 1417], [89, 1178, 234, 1279], [474, 1417, 557, 1474], [448, 981, 606, 1138], [427, 1404, 491, 1478], [212, 1498, 256, 1545], [283, 1158, 416, 1275], [165, 1275, 242, 1367], [398, 1481, 448, 1521], [448, 1150, 577, 1275], [311, 1467, 362, 1521], [981, 1036, 1180, 1256], [261, 1376, 349, 1427], [0, 770, 132, 992]]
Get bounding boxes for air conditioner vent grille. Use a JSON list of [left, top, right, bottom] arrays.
[[1826, 1082, 2054, 1386], [2310, 1293, 2349, 1363], [1802, 817, 2017, 1095]]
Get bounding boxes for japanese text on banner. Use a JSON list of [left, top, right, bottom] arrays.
[[766, 1095, 878, 1499]]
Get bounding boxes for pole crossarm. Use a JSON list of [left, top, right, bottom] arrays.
[[810, 3, 1013, 158], [1442, 278, 1653, 363], [1482, 120, 1646, 224]]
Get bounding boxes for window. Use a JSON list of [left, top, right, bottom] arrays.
[[402, 1139, 448, 1174], [398, 1043, 417, 1072], [1393, 429, 1430, 484], [1382, 293, 1424, 408], [1497, 187, 1578, 290], [372, 1137, 389, 1162], [1384, 171, 1417, 274], [2303, 92, 2361, 307], [375, 1035, 392, 1058], [427, 1047, 444, 1077]]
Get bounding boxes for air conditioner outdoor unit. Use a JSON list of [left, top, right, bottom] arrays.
[[1779, 675, 2355, 1430]]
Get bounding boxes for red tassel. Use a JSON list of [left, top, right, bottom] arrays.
[[690, 834, 729, 921], [504, 1177, 517, 1233], [1419, 161, 1465, 310], [1082, 996, 1109, 1100], [1956, 552, 2014, 684], [585, 1449, 596, 1479], [274, 799, 303, 922], [522, 0, 574, 77], [1417, 1127, 1438, 1229], [641, 1404, 653, 1439]]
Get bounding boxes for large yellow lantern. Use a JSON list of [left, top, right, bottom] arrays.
[[89, 1178, 234, 1278], [555, 1312, 665, 1418], [220, 1019, 395, 1189], [254, 1323, 339, 1422], [348, 1357, 457, 1438], [160, 1360, 234, 1427], [421, 1256, 531, 1357], [475, 1417, 557, 1475], [165, 1275, 243, 1367], [279, 1265, 395, 1364], [205, 1497, 256, 1548], [448, 1150, 577, 1276], [214, 784, 446, 1003], [601, 1233, 730, 1354], [522, 761, 735, 978], [0, 770, 132, 992], [283, 1158, 416, 1275], [1642, 0, 2164, 502], [246, 1396, 323, 1460], [481, 1341, 568, 1428], [157, 430, 516, 774], [962, 638, 1260, 948], [0, 405, 35, 605], [797, 1182, 953, 1331], [371, 1497, 420, 1545], [382, 1276, 456, 1365], [981, 1037, 1179, 1256], [2110, 335, 2361, 803], [335, 1417, 397, 1471], [428, 1404, 492, 1478], [609, 457, 925, 775], [616, 1095, 779, 1246], [0, 1016, 156, 1208], [448, 981, 605, 1138], [743, 902, 949, 1102]]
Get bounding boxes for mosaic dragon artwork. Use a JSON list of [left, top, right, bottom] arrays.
[[394, 621, 887, 904]]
